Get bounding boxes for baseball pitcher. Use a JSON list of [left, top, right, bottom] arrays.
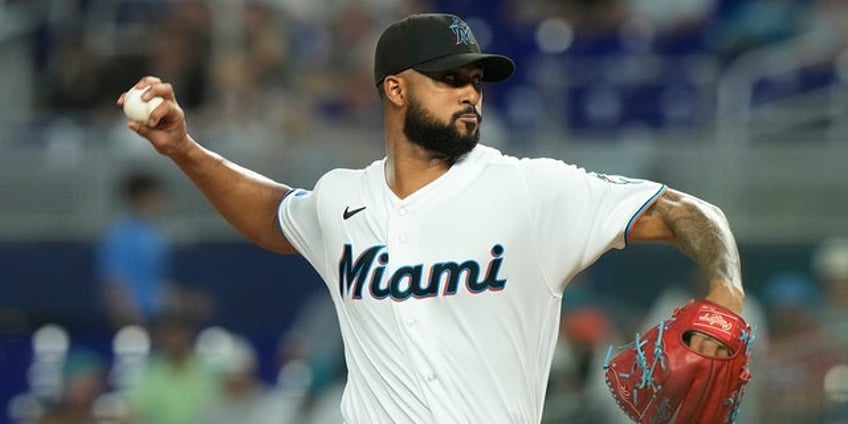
[[119, 13, 751, 424]]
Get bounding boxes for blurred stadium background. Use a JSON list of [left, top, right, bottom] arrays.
[[0, 0, 847, 423]]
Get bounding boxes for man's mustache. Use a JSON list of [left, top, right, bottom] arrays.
[[452, 107, 481, 123]]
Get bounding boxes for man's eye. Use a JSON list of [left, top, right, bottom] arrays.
[[432, 72, 482, 89]]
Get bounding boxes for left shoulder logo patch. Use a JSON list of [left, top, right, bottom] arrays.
[[589, 172, 643, 185]]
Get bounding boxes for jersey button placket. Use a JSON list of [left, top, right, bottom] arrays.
[[389, 205, 432, 394], [394, 206, 413, 245], [396, 206, 410, 244]]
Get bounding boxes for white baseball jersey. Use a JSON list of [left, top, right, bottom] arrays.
[[277, 144, 666, 424]]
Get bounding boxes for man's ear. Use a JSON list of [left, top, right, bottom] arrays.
[[383, 75, 405, 107]]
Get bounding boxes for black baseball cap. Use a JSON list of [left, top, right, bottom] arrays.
[[374, 13, 515, 86]]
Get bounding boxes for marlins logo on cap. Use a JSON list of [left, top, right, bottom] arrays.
[[373, 13, 514, 86], [449, 16, 475, 46]]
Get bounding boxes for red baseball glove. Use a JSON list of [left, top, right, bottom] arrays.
[[603, 299, 754, 424]]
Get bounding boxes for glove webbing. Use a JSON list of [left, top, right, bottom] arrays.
[[724, 327, 756, 423], [738, 327, 755, 355], [603, 319, 673, 405]]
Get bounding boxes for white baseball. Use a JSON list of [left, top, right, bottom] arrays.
[[123, 86, 164, 122]]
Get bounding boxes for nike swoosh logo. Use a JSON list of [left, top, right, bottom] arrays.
[[343, 206, 367, 220]]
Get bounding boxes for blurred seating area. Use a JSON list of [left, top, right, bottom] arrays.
[[1, 241, 345, 424], [6, 313, 347, 424], [0, 0, 846, 243], [0, 0, 846, 140]]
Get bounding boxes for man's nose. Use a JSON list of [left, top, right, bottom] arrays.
[[459, 83, 481, 106]]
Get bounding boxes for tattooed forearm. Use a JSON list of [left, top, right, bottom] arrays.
[[646, 190, 742, 289]]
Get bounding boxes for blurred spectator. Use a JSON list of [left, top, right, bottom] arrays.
[[709, 0, 810, 62], [797, 0, 848, 59], [811, 237, 848, 421], [324, 2, 382, 123], [148, 1, 212, 110], [36, 28, 108, 111], [244, 2, 293, 88], [97, 170, 211, 329], [128, 312, 218, 424], [762, 272, 821, 340], [623, 0, 716, 53], [544, 281, 630, 423], [98, 171, 174, 328], [201, 335, 269, 424], [205, 1, 310, 134], [543, 0, 628, 36], [812, 237, 848, 341], [259, 293, 345, 424], [37, 349, 107, 424], [757, 271, 837, 423], [625, 0, 715, 34]]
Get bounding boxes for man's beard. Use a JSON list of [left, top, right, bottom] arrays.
[[403, 97, 481, 165]]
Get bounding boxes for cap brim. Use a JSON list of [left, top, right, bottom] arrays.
[[413, 52, 515, 82]]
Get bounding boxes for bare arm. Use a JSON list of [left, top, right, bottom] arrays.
[[629, 188, 744, 356], [629, 188, 744, 311], [118, 76, 296, 254], [166, 139, 295, 253]]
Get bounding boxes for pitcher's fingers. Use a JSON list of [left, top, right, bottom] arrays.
[[146, 98, 175, 128], [143, 82, 176, 102], [128, 121, 142, 134], [135, 76, 163, 89], [690, 333, 730, 357], [690, 335, 710, 355], [117, 92, 127, 106]]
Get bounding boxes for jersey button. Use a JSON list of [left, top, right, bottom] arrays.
[[398, 235, 407, 243], [398, 207, 408, 216], [405, 318, 415, 326], [425, 373, 437, 382]]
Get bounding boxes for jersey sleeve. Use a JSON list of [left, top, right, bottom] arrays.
[[276, 187, 327, 270], [519, 158, 666, 292]]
